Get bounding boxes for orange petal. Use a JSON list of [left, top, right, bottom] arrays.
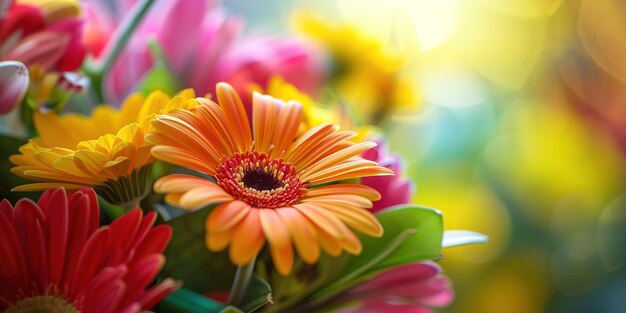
[[313, 202, 383, 237], [270, 239, 294, 275], [338, 226, 362, 255], [258, 208, 296, 274], [179, 186, 234, 209], [259, 209, 291, 249], [302, 194, 374, 208], [216, 83, 252, 152], [291, 132, 355, 170], [305, 160, 394, 185], [304, 184, 381, 201], [154, 174, 219, 193], [299, 142, 377, 180], [151, 146, 217, 175], [205, 228, 232, 252], [292, 202, 343, 238], [229, 209, 265, 265], [207, 200, 251, 232], [272, 100, 303, 156], [276, 207, 320, 264], [285, 123, 336, 166], [316, 226, 342, 256], [252, 93, 278, 153]]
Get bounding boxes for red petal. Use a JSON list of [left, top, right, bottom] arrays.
[[47, 18, 87, 71], [132, 225, 172, 261], [13, 199, 48, 293], [139, 278, 181, 310], [44, 188, 69, 285], [84, 280, 126, 313], [70, 227, 111, 295], [0, 199, 14, 220], [70, 188, 100, 234], [117, 303, 141, 313], [61, 192, 92, 288], [78, 265, 127, 301], [117, 254, 165, 309], [0, 209, 28, 302], [109, 209, 142, 257], [128, 211, 157, 252], [0, 4, 45, 42]]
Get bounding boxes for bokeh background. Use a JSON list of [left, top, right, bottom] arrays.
[[226, 0, 626, 312]]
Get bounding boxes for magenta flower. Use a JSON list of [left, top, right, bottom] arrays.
[[361, 139, 414, 212], [335, 262, 453, 313], [0, 61, 29, 114], [0, 1, 86, 71], [83, 0, 323, 104]]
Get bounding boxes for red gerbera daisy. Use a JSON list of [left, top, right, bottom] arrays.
[[0, 187, 180, 313]]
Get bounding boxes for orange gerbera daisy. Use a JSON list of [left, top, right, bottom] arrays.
[[149, 83, 393, 275]]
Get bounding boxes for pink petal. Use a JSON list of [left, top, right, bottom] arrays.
[[6, 31, 70, 70], [155, 0, 207, 75], [0, 61, 29, 114]]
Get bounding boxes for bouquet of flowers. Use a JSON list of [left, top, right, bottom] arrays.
[[0, 0, 486, 312]]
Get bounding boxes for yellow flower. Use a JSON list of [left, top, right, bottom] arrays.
[[18, 0, 81, 23], [10, 89, 198, 206], [295, 13, 420, 123], [149, 83, 392, 275]]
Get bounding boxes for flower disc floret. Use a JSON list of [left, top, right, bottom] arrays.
[[216, 151, 307, 208]]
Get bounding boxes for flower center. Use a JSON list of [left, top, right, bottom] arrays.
[[242, 168, 283, 191], [216, 151, 307, 208], [4, 295, 79, 313]]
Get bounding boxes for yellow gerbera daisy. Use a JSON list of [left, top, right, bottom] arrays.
[[10, 89, 198, 207], [149, 83, 393, 275]]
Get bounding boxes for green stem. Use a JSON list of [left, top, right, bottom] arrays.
[[228, 256, 257, 308], [120, 198, 142, 212], [84, 0, 156, 103]]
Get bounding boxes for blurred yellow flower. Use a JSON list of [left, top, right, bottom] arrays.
[[17, 0, 81, 23], [10, 89, 198, 206], [295, 14, 420, 124]]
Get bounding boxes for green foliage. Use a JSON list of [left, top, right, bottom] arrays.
[[0, 135, 40, 203], [160, 206, 272, 312], [265, 205, 444, 312]]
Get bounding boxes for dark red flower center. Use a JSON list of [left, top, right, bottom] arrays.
[[216, 151, 307, 208]]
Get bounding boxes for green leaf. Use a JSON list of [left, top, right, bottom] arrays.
[[161, 205, 238, 292], [161, 206, 272, 312], [218, 306, 245, 313], [310, 205, 443, 302], [138, 66, 180, 96], [240, 276, 273, 312], [442, 230, 489, 248], [138, 39, 181, 96], [0, 134, 41, 203], [159, 286, 226, 313]]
